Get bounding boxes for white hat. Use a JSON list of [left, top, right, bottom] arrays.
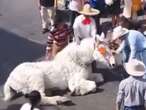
[[105, 0, 113, 6], [112, 26, 129, 41], [124, 59, 145, 76], [79, 4, 100, 16]]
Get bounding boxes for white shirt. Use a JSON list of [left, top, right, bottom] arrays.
[[20, 103, 40, 110], [73, 15, 97, 44]]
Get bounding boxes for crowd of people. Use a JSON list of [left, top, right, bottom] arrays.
[[19, 0, 146, 110]]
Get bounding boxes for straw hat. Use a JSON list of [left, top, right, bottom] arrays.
[[112, 26, 129, 41], [124, 59, 145, 76], [79, 4, 100, 16]]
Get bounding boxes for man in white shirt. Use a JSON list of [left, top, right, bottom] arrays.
[[73, 3, 100, 44]]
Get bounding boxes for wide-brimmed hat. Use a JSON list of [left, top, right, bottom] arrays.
[[79, 4, 100, 16], [124, 59, 145, 76], [112, 26, 129, 41]]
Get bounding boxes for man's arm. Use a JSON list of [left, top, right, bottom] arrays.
[[116, 40, 126, 54], [128, 35, 137, 61], [91, 18, 97, 40], [73, 17, 81, 44]]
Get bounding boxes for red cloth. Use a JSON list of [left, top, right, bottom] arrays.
[[82, 18, 92, 25]]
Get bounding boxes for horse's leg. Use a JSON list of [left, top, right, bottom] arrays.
[[41, 95, 71, 105]]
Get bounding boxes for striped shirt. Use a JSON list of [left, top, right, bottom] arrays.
[[47, 24, 72, 50]]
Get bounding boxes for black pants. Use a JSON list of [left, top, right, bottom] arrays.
[[92, 15, 100, 34], [69, 10, 79, 27]]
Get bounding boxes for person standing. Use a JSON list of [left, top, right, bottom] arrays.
[[89, 0, 105, 34], [131, 0, 143, 20], [106, 0, 121, 27], [73, 3, 100, 44], [38, 0, 57, 34], [68, 0, 86, 27], [111, 26, 146, 78], [116, 59, 146, 110]]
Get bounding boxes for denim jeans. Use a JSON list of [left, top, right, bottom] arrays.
[[124, 105, 145, 110]]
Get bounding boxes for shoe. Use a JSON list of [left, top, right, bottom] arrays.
[[42, 28, 49, 34], [50, 25, 55, 32]]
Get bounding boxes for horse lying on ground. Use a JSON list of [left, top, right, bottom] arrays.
[[3, 38, 106, 105]]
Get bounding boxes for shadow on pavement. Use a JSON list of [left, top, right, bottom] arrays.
[[96, 66, 128, 83], [2, 104, 60, 110], [0, 28, 45, 85], [2, 104, 22, 110]]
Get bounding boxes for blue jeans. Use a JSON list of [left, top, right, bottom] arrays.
[[124, 105, 145, 110]]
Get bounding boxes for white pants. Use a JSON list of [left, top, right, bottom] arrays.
[[40, 6, 55, 29]]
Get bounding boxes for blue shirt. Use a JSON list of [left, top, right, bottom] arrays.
[[116, 30, 146, 61], [116, 76, 146, 107]]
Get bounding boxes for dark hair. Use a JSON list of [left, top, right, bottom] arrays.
[[54, 10, 65, 26], [25, 90, 41, 110], [119, 16, 143, 31], [119, 16, 132, 29]]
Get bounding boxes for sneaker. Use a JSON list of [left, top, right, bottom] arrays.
[[42, 28, 49, 34], [50, 25, 55, 32]]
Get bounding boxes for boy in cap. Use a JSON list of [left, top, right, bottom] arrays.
[[116, 59, 146, 110]]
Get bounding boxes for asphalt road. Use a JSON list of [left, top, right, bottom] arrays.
[[0, 0, 126, 110]]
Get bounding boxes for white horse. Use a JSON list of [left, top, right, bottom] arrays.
[[3, 37, 106, 105]]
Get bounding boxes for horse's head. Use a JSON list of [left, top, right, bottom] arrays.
[[92, 33, 122, 68], [77, 34, 123, 68]]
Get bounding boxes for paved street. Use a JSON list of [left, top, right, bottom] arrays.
[[0, 0, 126, 110]]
